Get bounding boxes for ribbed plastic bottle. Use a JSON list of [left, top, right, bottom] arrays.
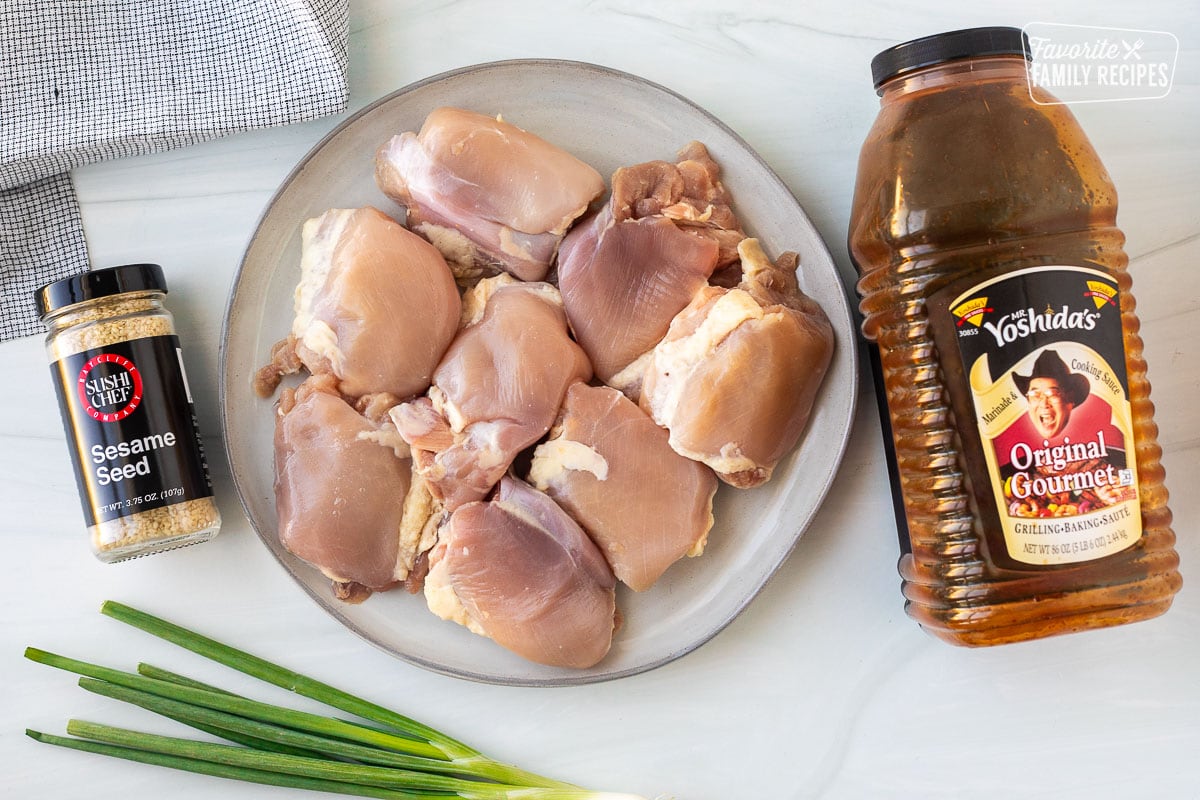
[[848, 27, 1181, 645]]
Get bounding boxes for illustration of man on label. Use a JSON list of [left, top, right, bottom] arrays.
[[996, 349, 1136, 518]]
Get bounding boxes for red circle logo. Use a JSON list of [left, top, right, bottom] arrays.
[[77, 354, 144, 422]]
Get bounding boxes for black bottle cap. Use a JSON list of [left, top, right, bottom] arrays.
[[36, 263, 168, 317], [871, 26, 1031, 90]]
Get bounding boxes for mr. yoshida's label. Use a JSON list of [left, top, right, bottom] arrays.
[[50, 335, 213, 526], [931, 266, 1140, 566]]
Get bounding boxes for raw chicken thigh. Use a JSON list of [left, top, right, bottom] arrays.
[[557, 142, 743, 395], [530, 383, 718, 591], [274, 376, 433, 602], [425, 476, 617, 668], [641, 239, 835, 488], [375, 107, 605, 283], [390, 276, 593, 512], [256, 207, 461, 401], [611, 141, 745, 266]]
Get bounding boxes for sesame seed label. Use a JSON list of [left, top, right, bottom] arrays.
[[50, 335, 214, 526]]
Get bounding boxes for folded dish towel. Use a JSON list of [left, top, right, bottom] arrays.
[[0, 0, 349, 341]]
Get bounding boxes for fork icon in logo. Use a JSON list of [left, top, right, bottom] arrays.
[[1122, 38, 1145, 60]]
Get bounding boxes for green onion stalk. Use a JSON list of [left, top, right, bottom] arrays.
[[24, 600, 660, 800]]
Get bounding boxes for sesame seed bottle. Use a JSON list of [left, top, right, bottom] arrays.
[[848, 28, 1181, 645], [37, 264, 221, 562]]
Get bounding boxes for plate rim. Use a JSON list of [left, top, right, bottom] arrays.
[[219, 58, 860, 687]]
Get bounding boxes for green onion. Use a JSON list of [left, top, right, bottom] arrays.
[[101, 601, 467, 754], [136, 662, 414, 739], [136, 662, 237, 694], [134, 662, 382, 758], [141, 702, 329, 760], [63, 719, 523, 796], [25, 729, 437, 799], [78, 676, 512, 779], [25, 647, 447, 760], [82, 676, 365, 762], [102, 600, 563, 789], [24, 600, 655, 800], [125, 663, 326, 759]]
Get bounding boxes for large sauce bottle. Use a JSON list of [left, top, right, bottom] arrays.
[[848, 27, 1181, 645]]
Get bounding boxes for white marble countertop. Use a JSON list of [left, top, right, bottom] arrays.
[[2, 2, 1197, 798]]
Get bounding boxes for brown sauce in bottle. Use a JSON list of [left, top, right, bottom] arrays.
[[848, 28, 1180, 645]]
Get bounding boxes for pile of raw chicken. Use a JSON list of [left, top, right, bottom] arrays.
[[255, 108, 834, 669]]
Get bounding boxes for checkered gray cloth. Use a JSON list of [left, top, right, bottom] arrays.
[[0, 0, 349, 341]]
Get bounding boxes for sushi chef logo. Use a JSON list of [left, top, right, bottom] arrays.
[[1023, 22, 1177, 104], [77, 354, 144, 422]]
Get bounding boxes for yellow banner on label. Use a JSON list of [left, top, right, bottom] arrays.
[[951, 296, 991, 327], [1085, 280, 1118, 310]]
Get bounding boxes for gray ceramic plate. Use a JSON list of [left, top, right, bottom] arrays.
[[220, 60, 858, 686]]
